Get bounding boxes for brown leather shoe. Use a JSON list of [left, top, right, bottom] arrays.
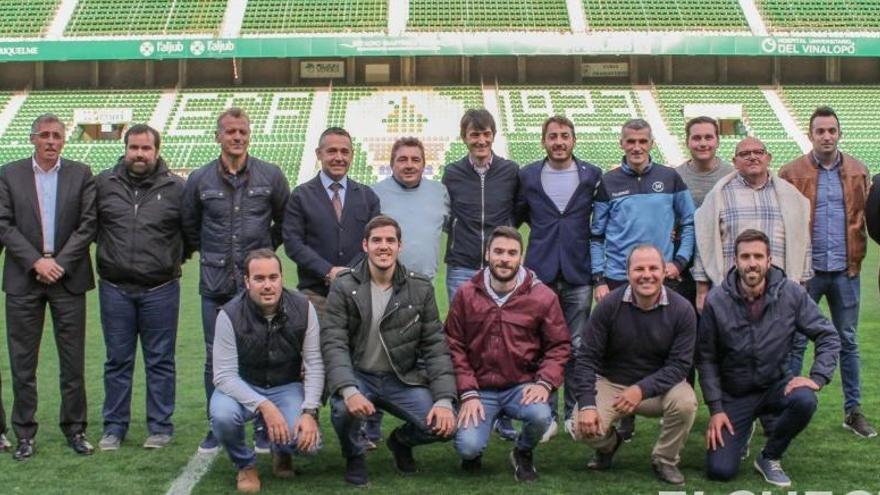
[[272, 451, 295, 479], [652, 460, 685, 485], [236, 466, 261, 493]]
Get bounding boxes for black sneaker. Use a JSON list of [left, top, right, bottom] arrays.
[[345, 455, 369, 487], [461, 455, 482, 474], [387, 429, 417, 474], [617, 415, 636, 442], [587, 431, 622, 471], [510, 448, 538, 482], [844, 408, 878, 438]]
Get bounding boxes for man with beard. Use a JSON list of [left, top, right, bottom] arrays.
[[0, 114, 97, 459], [182, 107, 290, 453], [322, 215, 457, 487], [210, 249, 323, 493], [94, 124, 188, 451], [515, 115, 602, 440], [445, 226, 570, 482], [573, 245, 697, 485], [698, 229, 839, 487]]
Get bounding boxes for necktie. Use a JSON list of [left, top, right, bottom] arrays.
[[329, 182, 343, 221]]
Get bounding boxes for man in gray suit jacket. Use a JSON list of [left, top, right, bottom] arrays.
[[0, 114, 97, 460]]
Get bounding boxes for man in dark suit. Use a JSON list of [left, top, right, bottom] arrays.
[[284, 126, 381, 316], [515, 115, 602, 439], [0, 113, 97, 460]]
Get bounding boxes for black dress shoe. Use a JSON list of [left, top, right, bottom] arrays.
[[13, 438, 35, 461], [68, 433, 94, 455]]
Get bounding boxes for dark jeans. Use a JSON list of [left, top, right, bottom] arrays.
[[790, 270, 861, 413], [705, 379, 818, 481], [330, 370, 448, 459], [99, 280, 179, 438], [201, 294, 234, 418], [548, 279, 592, 421], [6, 285, 87, 439]]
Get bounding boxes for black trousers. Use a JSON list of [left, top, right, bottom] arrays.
[[6, 284, 87, 439]]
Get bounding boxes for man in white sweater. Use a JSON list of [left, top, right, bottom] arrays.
[[210, 248, 324, 493]]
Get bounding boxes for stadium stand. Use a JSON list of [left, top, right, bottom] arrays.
[[163, 89, 314, 178], [581, 0, 749, 31], [497, 86, 661, 168], [65, 0, 226, 36], [241, 0, 388, 33], [758, 0, 880, 31], [407, 0, 571, 31], [325, 87, 484, 182], [0, 91, 160, 171], [781, 86, 880, 172], [0, 0, 58, 38], [654, 86, 802, 167]]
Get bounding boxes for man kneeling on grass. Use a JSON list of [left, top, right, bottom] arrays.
[[573, 244, 698, 485], [322, 215, 457, 487], [210, 249, 323, 493], [698, 229, 840, 487], [445, 226, 570, 482]]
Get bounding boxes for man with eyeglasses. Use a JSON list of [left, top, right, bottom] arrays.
[[693, 137, 812, 314]]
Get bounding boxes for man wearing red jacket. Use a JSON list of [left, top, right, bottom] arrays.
[[445, 226, 570, 483]]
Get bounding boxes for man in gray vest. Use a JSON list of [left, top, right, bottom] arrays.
[[210, 249, 323, 493]]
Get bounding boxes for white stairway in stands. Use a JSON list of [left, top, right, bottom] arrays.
[[635, 87, 685, 165], [762, 87, 810, 153], [299, 88, 330, 185], [0, 93, 29, 139], [567, 0, 587, 33], [47, 0, 78, 38], [220, 0, 247, 38], [739, 0, 768, 36], [149, 89, 180, 133], [388, 0, 409, 36]]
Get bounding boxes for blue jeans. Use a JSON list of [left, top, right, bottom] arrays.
[[454, 384, 552, 459], [548, 279, 592, 421], [211, 382, 319, 470], [99, 280, 179, 437], [789, 270, 861, 412], [330, 370, 447, 459], [705, 379, 817, 481], [201, 294, 234, 418], [446, 266, 479, 304]]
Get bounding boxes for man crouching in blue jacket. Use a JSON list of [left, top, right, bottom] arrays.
[[697, 229, 840, 488]]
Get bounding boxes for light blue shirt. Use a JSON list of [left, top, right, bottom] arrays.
[[319, 170, 348, 209], [32, 157, 60, 253], [811, 151, 847, 272]]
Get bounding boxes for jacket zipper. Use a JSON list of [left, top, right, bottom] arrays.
[[479, 172, 486, 269], [376, 297, 418, 386]]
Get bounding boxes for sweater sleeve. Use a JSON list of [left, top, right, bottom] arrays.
[[213, 311, 267, 413], [301, 303, 324, 410], [671, 174, 696, 267], [572, 297, 612, 408]]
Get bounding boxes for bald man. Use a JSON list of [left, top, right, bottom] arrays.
[[692, 137, 812, 313]]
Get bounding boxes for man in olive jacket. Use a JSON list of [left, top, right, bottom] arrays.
[[322, 215, 457, 487]]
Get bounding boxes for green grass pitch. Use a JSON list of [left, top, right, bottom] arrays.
[[1, 244, 879, 494]]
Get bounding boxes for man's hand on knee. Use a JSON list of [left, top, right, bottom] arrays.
[[784, 376, 820, 396], [344, 392, 376, 418], [295, 413, 319, 452], [426, 406, 455, 437], [576, 408, 603, 439], [257, 400, 291, 445]]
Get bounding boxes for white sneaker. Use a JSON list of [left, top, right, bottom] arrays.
[[564, 418, 577, 440], [540, 420, 558, 443]]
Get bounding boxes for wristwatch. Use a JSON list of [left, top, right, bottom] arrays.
[[302, 408, 319, 419]]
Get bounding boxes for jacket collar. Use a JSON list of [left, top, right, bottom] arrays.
[[348, 258, 408, 292], [472, 266, 538, 301], [721, 264, 786, 304], [111, 157, 172, 187], [620, 157, 655, 176]]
